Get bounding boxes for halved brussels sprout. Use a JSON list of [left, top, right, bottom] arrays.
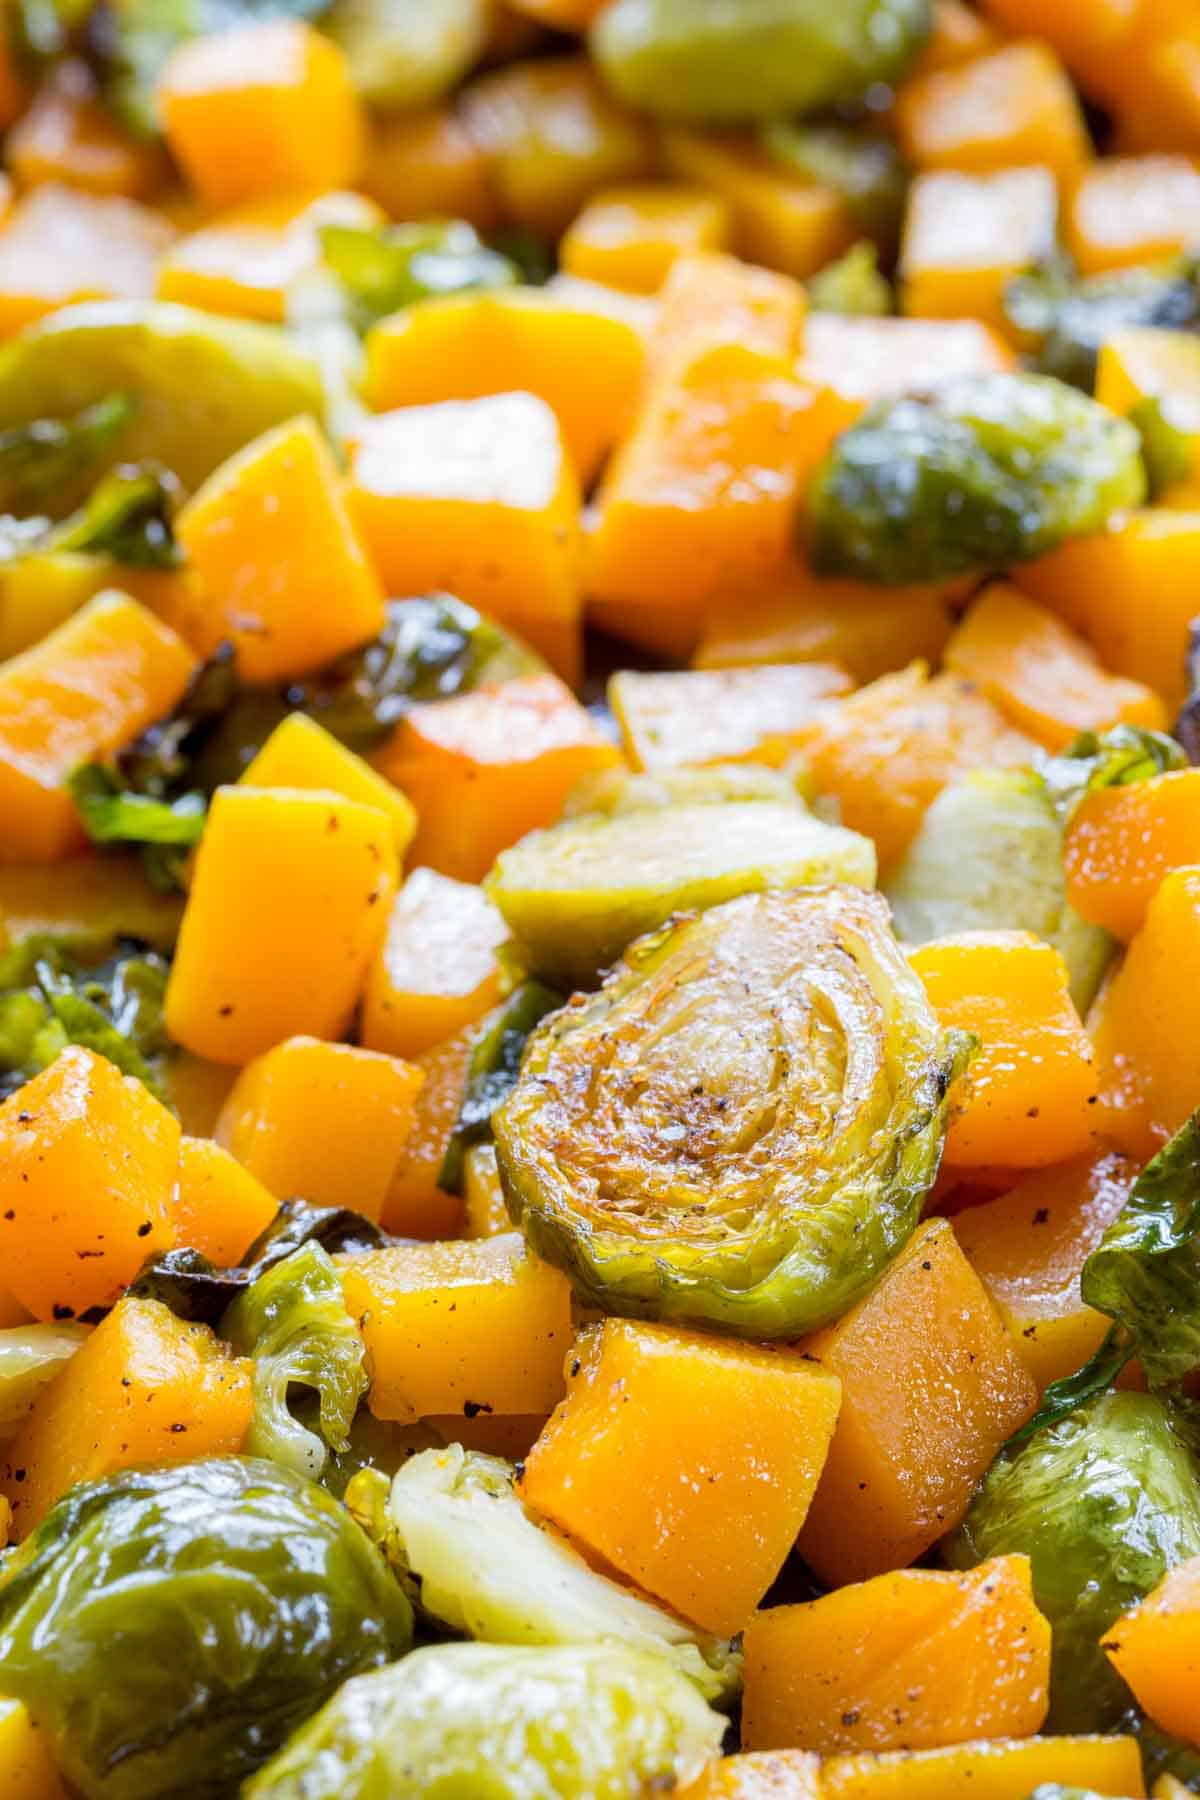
[[0, 1322, 89, 1441], [361, 1445, 740, 1703], [563, 761, 810, 819], [323, 0, 490, 110], [495, 888, 967, 1336], [806, 371, 1147, 584], [486, 800, 875, 987], [244, 1642, 726, 1800], [948, 1391, 1200, 1731], [591, 0, 932, 123], [0, 1456, 414, 1799], [884, 770, 1114, 1013]]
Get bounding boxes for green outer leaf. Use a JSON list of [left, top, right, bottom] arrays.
[[438, 981, 563, 1195], [806, 242, 893, 317], [1129, 394, 1195, 499], [0, 393, 133, 515], [1035, 724, 1187, 824], [1004, 256, 1200, 392], [69, 764, 206, 848], [0, 941, 170, 1103], [320, 221, 518, 336], [48, 463, 182, 568]]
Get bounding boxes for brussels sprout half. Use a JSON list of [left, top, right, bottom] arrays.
[[495, 887, 968, 1337]]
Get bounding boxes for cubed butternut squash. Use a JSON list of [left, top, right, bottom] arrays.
[[893, 42, 1091, 182], [561, 183, 732, 294], [362, 105, 498, 230], [909, 933, 1098, 1169], [463, 1142, 511, 1240], [381, 1024, 474, 1241], [164, 785, 396, 1063], [158, 20, 364, 209], [646, 250, 806, 383], [341, 1233, 573, 1422], [173, 415, 386, 685], [1096, 327, 1200, 505], [954, 1152, 1137, 1389], [979, 0, 1139, 95], [798, 1218, 1038, 1586], [360, 866, 507, 1061], [520, 1318, 843, 1638], [1064, 769, 1200, 942], [374, 674, 620, 885], [9, 59, 163, 200], [215, 1035, 423, 1221], [798, 314, 1016, 414], [820, 1735, 1145, 1800], [0, 1047, 179, 1323], [0, 589, 197, 863], [1104, 1554, 1200, 1745], [172, 1135, 279, 1268], [0, 185, 173, 336], [742, 1556, 1050, 1756], [900, 166, 1058, 336], [0, 1700, 69, 1800], [661, 129, 855, 281], [611, 664, 852, 772], [239, 711, 416, 856], [1067, 154, 1200, 272], [942, 582, 1165, 750], [363, 289, 645, 486], [0, 1295, 252, 1536], [677, 1753, 823, 1800]]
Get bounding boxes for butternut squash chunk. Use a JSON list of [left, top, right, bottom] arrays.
[[820, 1735, 1145, 1800], [0, 186, 173, 336], [1063, 769, 1200, 942], [0, 1700, 69, 1800], [677, 1753, 823, 1800], [1067, 155, 1200, 273], [382, 1025, 474, 1241], [562, 184, 732, 294], [900, 166, 1059, 336], [360, 867, 507, 1061], [362, 105, 498, 231], [463, 1142, 511, 1240], [1104, 1553, 1200, 1745], [646, 250, 806, 383], [979, 0, 1139, 96], [661, 129, 855, 280], [893, 42, 1091, 181], [173, 1136, 278, 1268], [239, 712, 416, 856]]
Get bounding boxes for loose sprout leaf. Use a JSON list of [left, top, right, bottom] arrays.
[[438, 981, 564, 1196], [0, 939, 170, 1104], [0, 1322, 89, 1441], [1035, 724, 1187, 824], [1004, 256, 1200, 392], [1004, 1324, 1133, 1450], [320, 221, 519, 335], [1129, 394, 1195, 500], [222, 1243, 368, 1482], [69, 765, 206, 848], [1177, 623, 1200, 765], [1081, 1110, 1200, 1389], [762, 121, 907, 244], [0, 393, 134, 515], [47, 462, 183, 568], [805, 241, 893, 317]]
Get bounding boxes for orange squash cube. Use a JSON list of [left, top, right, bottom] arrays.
[[894, 42, 1091, 182], [795, 313, 1016, 444], [174, 415, 385, 685], [363, 289, 645, 486], [955, 1153, 1137, 1389], [742, 1556, 1050, 1756], [0, 589, 197, 863], [360, 867, 507, 1061], [820, 1735, 1146, 1800], [504, 0, 608, 23], [239, 711, 415, 857], [0, 1296, 252, 1536], [173, 1135, 279, 1268], [792, 665, 1037, 874], [0, 185, 173, 336], [1090, 866, 1200, 1159], [375, 674, 620, 885], [164, 785, 396, 1063], [910, 933, 1098, 1169], [661, 129, 855, 280], [341, 1233, 573, 1422], [677, 1753, 823, 1800], [9, 59, 163, 200], [216, 1035, 423, 1221], [562, 184, 733, 294], [798, 1218, 1038, 1586], [0, 1700, 69, 1800], [463, 1143, 511, 1240], [1064, 770, 1200, 942], [1067, 155, 1200, 273], [943, 582, 1165, 750], [900, 167, 1058, 335], [647, 250, 806, 383], [520, 1319, 843, 1638], [382, 1024, 475, 1241], [346, 393, 581, 676], [362, 105, 498, 231], [1104, 1555, 1200, 1747], [979, 0, 1139, 95], [0, 1046, 179, 1322], [611, 664, 852, 772], [158, 20, 364, 209]]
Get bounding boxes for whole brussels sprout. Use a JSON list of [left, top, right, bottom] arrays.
[[244, 1642, 726, 1800], [1005, 257, 1200, 393], [495, 888, 968, 1337], [591, 0, 932, 123], [805, 371, 1146, 584], [947, 1392, 1200, 1731], [323, 0, 490, 111], [0, 1457, 414, 1799]]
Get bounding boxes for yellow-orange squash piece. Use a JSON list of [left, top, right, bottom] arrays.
[[943, 582, 1165, 750], [910, 933, 1098, 1169], [173, 1135, 278, 1268], [520, 1318, 843, 1638], [1067, 154, 1200, 273], [561, 184, 733, 294], [0, 1047, 179, 1323], [820, 1735, 1145, 1800], [1064, 769, 1200, 942], [900, 167, 1059, 336], [741, 1556, 1050, 1756], [792, 665, 1037, 874], [363, 289, 645, 486], [0, 1700, 69, 1800], [216, 1035, 423, 1222], [9, 59, 162, 200], [611, 664, 852, 773], [164, 784, 396, 1063], [376, 674, 620, 885], [676, 1753, 823, 1800], [1105, 1554, 1200, 1745], [341, 1233, 573, 1423], [362, 106, 497, 231], [646, 250, 806, 382], [1095, 327, 1200, 504], [798, 1218, 1038, 1587], [360, 866, 507, 1061], [173, 415, 385, 685], [463, 1143, 511, 1240], [0, 185, 173, 336], [955, 1152, 1137, 1389], [0, 589, 197, 863], [661, 129, 855, 281], [979, 0, 1139, 96], [0, 1296, 252, 1536], [893, 42, 1091, 182], [239, 711, 416, 856], [158, 20, 364, 209], [382, 1024, 475, 1241]]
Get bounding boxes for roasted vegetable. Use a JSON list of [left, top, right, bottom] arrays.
[[763, 122, 908, 246], [948, 1391, 1200, 1731], [439, 981, 563, 1194], [222, 1243, 367, 1482], [806, 242, 893, 317], [495, 888, 967, 1335], [352, 1444, 740, 1701], [320, 219, 518, 335], [1037, 725, 1188, 823], [0, 1456, 414, 1799], [1005, 258, 1200, 393], [0, 393, 133, 516], [323, 0, 490, 111], [806, 372, 1147, 584], [591, 0, 933, 123], [245, 1642, 725, 1800], [0, 935, 170, 1102], [0, 1322, 88, 1442]]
